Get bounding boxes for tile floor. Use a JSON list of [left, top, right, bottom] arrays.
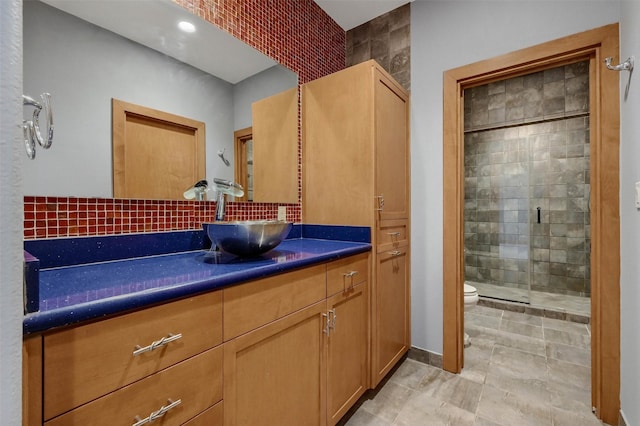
[[343, 305, 605, 426]]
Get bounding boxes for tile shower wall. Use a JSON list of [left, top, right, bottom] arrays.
[[346, 3, 411, 90], [25, 0, 346, 240], [464, 61, 591, 297]]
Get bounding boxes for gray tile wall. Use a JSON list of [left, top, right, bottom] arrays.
[[346, 3, 411, 90], [464, 61, 591, 297]]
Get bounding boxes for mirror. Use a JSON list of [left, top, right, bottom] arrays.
[[22, 0, 298, 200]]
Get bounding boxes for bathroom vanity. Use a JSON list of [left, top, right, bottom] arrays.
[[23, 227, 371, 426]]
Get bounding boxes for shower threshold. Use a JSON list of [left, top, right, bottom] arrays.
[[471, 281, 591, 323]]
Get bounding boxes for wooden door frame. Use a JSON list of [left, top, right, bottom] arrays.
[[442, 23, 620, 424]]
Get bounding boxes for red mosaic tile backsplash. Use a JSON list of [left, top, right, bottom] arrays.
[[24, 197, 301, 240], [25, 0, 345, 240]]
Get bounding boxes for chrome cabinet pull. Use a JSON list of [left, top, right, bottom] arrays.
[[342, 271, 358, 278], [387, 232, 401, 238], [322, 313, 330, 335], [132, 398, 181, 426], [390, 250, 402, 257], [133, 333, 182, 356], [328, 309, 337, 330], [375, 195, 385, 211]]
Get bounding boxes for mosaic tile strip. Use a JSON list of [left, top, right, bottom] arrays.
[[24, 196, 301, 240]]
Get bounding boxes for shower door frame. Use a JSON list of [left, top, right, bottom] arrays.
[[442, 23, 620, 424]]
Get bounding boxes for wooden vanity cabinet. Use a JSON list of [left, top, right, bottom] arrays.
[[223, 254, 370, 426], [303, 59, 411, 387], [24, 253, 370, 426]]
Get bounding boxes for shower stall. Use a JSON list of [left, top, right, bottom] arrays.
[[463, 60, 591, 316]]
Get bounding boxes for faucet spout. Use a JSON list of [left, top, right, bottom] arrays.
[[215, 191, 227, 221], [212, 178, 244, 221]]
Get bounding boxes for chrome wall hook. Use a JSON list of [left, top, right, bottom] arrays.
[[22, 92, 54, 159], [217, 148, 231, 167], [604, 56, 634, 72]]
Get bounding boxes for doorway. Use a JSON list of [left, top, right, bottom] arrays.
[[442, 24, 620, 424], [463, 60, 591, 316]]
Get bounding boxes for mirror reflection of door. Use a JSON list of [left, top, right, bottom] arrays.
[[112, 99, 205, 200], [234, 127, 253, 202]]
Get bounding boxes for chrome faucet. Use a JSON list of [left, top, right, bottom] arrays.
[[213, 178, 244, 221], [183, 179, 209, 201]]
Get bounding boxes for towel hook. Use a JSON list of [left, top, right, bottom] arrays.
[[604, 56, 634, 72], [22, 92, 54, 159], [217, 148, 231, 167]]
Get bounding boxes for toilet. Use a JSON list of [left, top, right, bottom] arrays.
[[464, 283, 479, 347]]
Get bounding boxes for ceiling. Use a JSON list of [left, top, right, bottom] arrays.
[[314, 0, 412, 30], [37, 0, 410, 84]]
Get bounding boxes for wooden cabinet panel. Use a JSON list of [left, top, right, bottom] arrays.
[[223, 264, 326, 340], [326, 284, 368, 425], [372, 248, 410, 386], [252, 87, 299, 203], [302, 60, 411, 389], [43, 291, 222, 419], [184, 401, 223, 426], [326, 253, 369, 297], [376, 219, 409, 252], [374, 71, 410, 222], [46, 346, 223, 426], [23, 336, 43, 426], [302, 63, 375, 227], [224, 301, 327, 426]]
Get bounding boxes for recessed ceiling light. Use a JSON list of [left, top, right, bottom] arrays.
[[178, 21, 196, 33]]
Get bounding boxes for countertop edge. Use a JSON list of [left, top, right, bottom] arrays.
[[23, 243, 371, 335]]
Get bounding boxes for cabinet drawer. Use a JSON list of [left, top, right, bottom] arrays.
[[327, 253, 369, 296], [44, 291, 222, 420], [377, 220, 408, 252], [45, 346, 223, 426], [224, 264, 326, 340], [184, 401, 223, 425]]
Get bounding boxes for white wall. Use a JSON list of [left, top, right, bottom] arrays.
[[410, 0, 620, 354], [0, 0, 24, 423], [619, 1, 639, 424]]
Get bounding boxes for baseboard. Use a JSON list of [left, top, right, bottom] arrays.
[[619, 409, 628, 426], [407, 346, 443, 369]]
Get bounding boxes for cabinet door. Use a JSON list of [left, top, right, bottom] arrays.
[[252, 87, 299, 203], [374, 69, 410, 222], [372, 247, 410, 387], [326, 283, 368, 425], [224, 301, 327, 426]]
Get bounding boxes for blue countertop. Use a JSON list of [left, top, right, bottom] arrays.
[[23, 226, 371, 335]]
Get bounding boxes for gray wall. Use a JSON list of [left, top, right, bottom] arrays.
[[346, 3, 410, 90], [619, 1, 639, 424], [410, 0, 618, 358], [233, 64, 297, 131], [464, 62, 591, 298], [0, 0, 23, 424]]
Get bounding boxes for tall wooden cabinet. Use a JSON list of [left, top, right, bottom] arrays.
[[302, 59, 411, 387]]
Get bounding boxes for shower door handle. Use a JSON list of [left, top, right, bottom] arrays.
[[536, 207, 541, 224]]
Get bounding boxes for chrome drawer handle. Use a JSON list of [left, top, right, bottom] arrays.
[[328, 309, 337, 330], [387, 232, 401, 238], [390, 250, 402, 257], [133, 333, 183, 356], [342, 271, 359, 278], [132, 398, 181, 426]]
